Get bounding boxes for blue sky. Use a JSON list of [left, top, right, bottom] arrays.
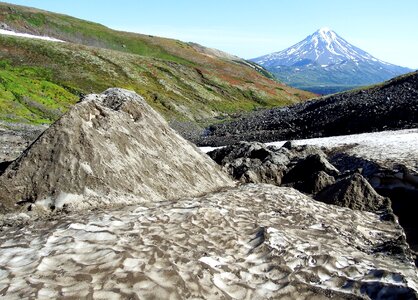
[[5, 0, 418, 68]]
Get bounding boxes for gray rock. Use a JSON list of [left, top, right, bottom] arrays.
[[208, 142, 291, 185], [315, 173, 393, 215], [224, 158, 284, 185], [208, 142, 340, 190]]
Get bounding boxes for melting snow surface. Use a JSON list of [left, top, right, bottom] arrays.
[[0, 29, 64, 42], [0, 184, 416, 298]]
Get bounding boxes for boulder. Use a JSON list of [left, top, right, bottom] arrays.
[[294, 170, 336, 195], [315, 173, 393, 215], [223, 158, 284, 184], [208, 142, 290, 184], [283, 153, 339, 185], [0, 88, 234, 213]]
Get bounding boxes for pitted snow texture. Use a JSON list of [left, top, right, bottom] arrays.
[[0, 185, 416, 299]]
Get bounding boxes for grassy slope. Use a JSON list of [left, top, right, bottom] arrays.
[[0, 62, 78, 124], [0, 2, 314, 125]]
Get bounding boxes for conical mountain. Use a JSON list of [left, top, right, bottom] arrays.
[[0, 89, 234, 213], [251, 27, 412, 94]]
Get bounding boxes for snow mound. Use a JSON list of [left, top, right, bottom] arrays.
[[0, 88, 233, 213]]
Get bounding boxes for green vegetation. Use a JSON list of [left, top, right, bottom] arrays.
[[0, 2, 314, 126], [1, 2, 189, 65], [0, 61, 77, 123]]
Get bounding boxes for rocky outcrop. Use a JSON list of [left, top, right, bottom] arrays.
[[208, 142, 290, 185], [208, 142, 398, 220], [209, 142, 340, 193], [279, 146, 340, 194], [285, 153, 339, 179], [0, 89, 234, 213], [315, 173, 393, 215], [294, 170, 336, 195], [197, 71, 418, 146]]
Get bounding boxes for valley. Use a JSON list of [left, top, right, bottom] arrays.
[[0, 2, 417, 299], [0, 2, 312, 129]]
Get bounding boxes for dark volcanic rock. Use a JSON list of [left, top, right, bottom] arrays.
[[281, 151, 340, 194], [196, 71, 418, 146], [208, 141, 341, 195], [209, 142, 395, 219], [207, 142, 290, 184], [283, 153, 339, 184], [315, 173, 393, 216], [294, 170, 336, 195]]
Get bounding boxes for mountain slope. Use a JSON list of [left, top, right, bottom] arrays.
[[197, 71, 418, 146], [251, 27, 412, 94], [0, 2, 313, 127]]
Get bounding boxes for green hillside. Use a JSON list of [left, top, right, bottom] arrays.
[[0, 2, 314, 126]]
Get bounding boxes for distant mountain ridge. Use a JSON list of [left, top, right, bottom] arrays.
[[251, 27, 412, 94]]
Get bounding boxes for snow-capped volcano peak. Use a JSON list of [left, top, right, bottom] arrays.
[[318, 26, 332, 33], [252, 27, 389, 67], [250, 28, 411, 94], [316, 27, 337, 44]]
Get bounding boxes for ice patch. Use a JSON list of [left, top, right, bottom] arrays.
[[199, 146, 219, 153], [34, 197, 53, 209], [309, 223, 325, 230]]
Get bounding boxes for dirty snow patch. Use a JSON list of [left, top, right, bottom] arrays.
[[0, 29, 64, 42]]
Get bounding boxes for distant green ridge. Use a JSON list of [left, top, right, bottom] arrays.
[[0, 2, 314, 126]]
